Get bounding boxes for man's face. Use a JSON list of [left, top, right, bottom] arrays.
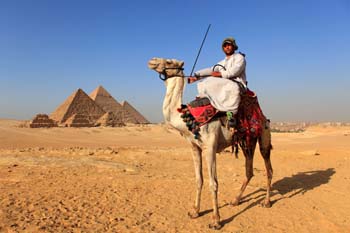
[[223, 43, 234, 55]]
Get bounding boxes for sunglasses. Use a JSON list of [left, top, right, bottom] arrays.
[[223, 43, 233, 47]]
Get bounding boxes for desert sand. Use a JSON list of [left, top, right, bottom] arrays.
[[0, 119, 349, 233]]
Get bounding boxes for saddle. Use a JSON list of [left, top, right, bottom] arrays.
[[177, 89, 266, 142]]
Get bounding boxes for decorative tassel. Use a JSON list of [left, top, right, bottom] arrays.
[[178, 104, 201, 139]]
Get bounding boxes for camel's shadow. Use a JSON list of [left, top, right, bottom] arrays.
[[272, 168, 335, 199], [219, 168, 336, 227]]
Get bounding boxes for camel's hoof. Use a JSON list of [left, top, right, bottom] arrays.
[[208, 222, 222, 230], [261, 200, 271, 208], [188, 211, 199, 219], [230, 198, 240, 206]]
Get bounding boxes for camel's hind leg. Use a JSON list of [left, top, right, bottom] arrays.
[[259, 125, 273, 208], [231, 138, 258, 206], [188, 145, 203, 218]]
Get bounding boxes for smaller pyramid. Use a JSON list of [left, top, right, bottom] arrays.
[[117, 108, 139, 124], [30, 114, 58, 128], [95, 112, 125, 127], [64, 114, 94, 127], [50, 89, 106, 124], [121, 101, 150, 124]]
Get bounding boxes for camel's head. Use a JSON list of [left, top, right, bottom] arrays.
[[148, 57, 185, 79]]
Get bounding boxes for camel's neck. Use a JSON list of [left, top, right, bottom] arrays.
[[163, 76, 184, 127]]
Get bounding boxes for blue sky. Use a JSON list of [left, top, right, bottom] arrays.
[[1, 0, 349, 123]]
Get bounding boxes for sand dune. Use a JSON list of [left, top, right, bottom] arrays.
[[0, 119, 349, 232]]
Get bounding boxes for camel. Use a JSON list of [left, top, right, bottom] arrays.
[[148, 57, 273, 229]]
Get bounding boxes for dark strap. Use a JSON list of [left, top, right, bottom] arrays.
[[231, 79, 247, 95]]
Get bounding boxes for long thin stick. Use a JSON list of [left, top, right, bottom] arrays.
[[190, 24, 211, 77]]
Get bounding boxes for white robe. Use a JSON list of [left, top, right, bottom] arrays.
[[194, 53, 247, 113], [197, 77, 241, 112]]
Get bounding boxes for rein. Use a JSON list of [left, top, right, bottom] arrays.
[[159, 63, 226, 81]]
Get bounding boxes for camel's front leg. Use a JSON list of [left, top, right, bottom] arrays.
[[188, 145, 203, 219], [204, 145, 221, 230]]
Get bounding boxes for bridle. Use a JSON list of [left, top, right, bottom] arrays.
[[159, 67, 186, 81]]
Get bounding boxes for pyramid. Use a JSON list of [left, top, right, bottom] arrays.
[[121, 101, 150, 124], [30, 114, 58, 128], [118, 108, 139, 124], [64, 114, 94, 127], [50, 88, 106, 124], [95, 112, 125, 127], [89, 85, 124, 112], [89, 85, 139, 124]]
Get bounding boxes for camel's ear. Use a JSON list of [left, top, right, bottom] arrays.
[[179, 61, 184, 68]]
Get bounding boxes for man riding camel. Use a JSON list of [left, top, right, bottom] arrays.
[[188, 37, 247, 120]]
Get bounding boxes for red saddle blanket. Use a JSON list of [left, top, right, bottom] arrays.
[[178, 89, 266, 140], [187, 104, 218, 126], [236, 89, 266, 139]]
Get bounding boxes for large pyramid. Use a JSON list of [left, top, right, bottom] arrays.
[[50, 88, 106, 124], [121, 101, 150, 124], [89, 85, 147, 124]]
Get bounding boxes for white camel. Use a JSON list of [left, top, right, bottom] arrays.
[[148, 57, 273, 229]]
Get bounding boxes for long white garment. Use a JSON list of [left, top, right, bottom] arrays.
[[194, 53, 247, 113], [197, 77, 241, 113]]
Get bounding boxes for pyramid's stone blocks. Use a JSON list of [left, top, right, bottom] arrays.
[[64, 114, 94, 127], [30, 114, 58, 128]]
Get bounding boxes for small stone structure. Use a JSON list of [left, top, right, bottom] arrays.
[[30, 114, 58, 128]]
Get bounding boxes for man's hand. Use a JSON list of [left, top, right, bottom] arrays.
[[211, 71, 222, 77], [187, 76, 198, 84]]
